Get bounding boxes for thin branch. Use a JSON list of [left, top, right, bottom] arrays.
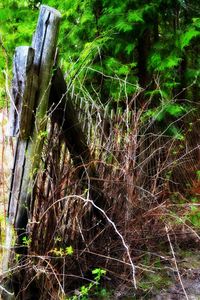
[[37, 194, 137, 289], [165, 225, 189, 300]]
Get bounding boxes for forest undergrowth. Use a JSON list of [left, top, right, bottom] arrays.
[[2, 89, 199, 299], [1, 0, 200, 299]]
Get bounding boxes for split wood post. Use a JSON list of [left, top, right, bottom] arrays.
[[28, 5, 61, 180], [8, 46, 36, 223], [8, 47, 36, 139], [2, 5, 61, 298], [2, 46, 37, 299], [15, 5, 61, 230]]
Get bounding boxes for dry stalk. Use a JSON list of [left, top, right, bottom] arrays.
[[165, 225, 189, 300], [37, 194, 137, 289]]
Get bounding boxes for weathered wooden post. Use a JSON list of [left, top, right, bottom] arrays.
[[2, 6, 61, 299], [3, 46, 37, 281], [8, 47, 37, 139], [15, 5, 61, 231], [8, 47, 37, 222]]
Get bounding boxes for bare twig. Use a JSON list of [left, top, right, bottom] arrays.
[[165, 225, 189, 300], [38, 194, 137, 289]]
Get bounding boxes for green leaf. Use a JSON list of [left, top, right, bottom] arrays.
[[149, 51, 181, 71], [118, 65, 129, 75], [116, 20, 133, 32], [180, 28, 200, 50], [128, 10, 144, 23], [165, 104, 185, 117], [125, 43, 135, 55], [92, 268, 106, 281], [159, 55, 181, 71], [168, 125, 185, 140], [192, 18, 200, 28], [80, 285, 89, 296], [149, 53, 162, 68], [65, 246, 74, 255], [196, 170, 200, 180]]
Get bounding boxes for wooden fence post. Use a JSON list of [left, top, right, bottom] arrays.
[[8, 46, 37, 222], [14, 5, 61, 231], [2, 6, 61, 298], [2, 46, 37, 299], [8, 47, 36, 139]]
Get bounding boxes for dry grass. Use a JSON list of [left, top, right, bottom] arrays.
[[14, 99, 198, 298], [2, 94, 200, 298]]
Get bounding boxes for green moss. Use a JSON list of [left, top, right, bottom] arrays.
[[139, 272, 172, 292]]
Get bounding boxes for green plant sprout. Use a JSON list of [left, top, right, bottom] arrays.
[[67, 268, 107, 300], [50, 246, 74, 257], [22, 236, 32, 246]]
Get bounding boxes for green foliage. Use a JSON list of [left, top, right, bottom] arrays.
[[22, 236, 32, 246], [0, 0, 38, 106], [128, 10, 144, 23], [155, 103, 186, 121], [150, 52, 182, 72], [186, 204, 200, 228], [187, 206, 200, 228], [167, 125, 185, 140], [165, 103, 185, 116], [138, 257, 172, 292], [50, 246, 74, 256], [196, 170, 200, 180], [68, 268, 107, 300], [92, 268, 106, 281], [15, 253, 21, 263], [1, 1, 200, 298], [1, 0, 200, 108], [139, 272, 171, 291], [65, 245, 74, 255], [180, 27, 200, 50]]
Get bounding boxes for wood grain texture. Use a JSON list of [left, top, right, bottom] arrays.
[[3, 6, 61, 295], [9, 46, 37, 139], [8, 139, 28, 224], [14, 5, 61, 229], [30, 4, 61, 176], [8, 5, 61, 231]]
